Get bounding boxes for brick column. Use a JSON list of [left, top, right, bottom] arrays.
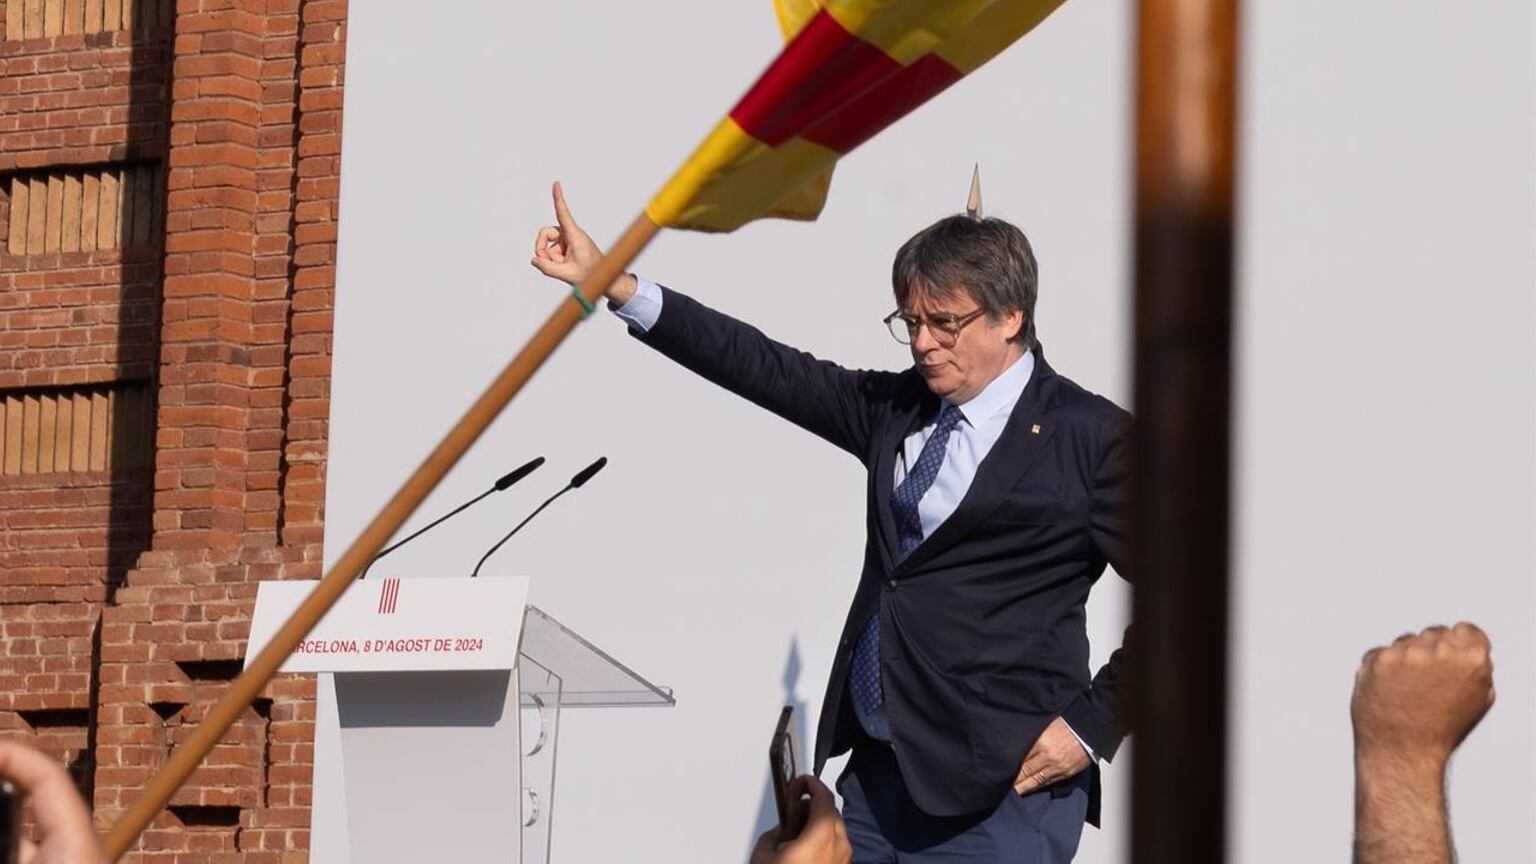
[[148, 1, 273, 557], [91, 1, 346, 859]]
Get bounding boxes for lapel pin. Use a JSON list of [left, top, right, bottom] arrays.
[[1030, 424, 1041, 435]]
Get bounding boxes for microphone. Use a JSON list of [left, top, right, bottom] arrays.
[[570, 457, 606, 488], [470, 457, 608, 578], [359, 457, 545, 579]]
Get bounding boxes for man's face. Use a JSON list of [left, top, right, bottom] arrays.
[[903, 287, 1025, 405]]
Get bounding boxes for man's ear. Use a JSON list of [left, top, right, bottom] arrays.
[[1006, 310, 1025, 342]]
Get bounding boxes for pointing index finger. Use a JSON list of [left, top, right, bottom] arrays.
[[552, 181, 577, 232]]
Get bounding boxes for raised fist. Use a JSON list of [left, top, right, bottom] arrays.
[[1351, 621, 1495, 764]]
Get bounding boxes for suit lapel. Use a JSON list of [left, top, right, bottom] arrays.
[[897, 352, 1060, 574]]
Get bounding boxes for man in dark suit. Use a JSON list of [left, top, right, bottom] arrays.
[[532, 183, 1131, 862]]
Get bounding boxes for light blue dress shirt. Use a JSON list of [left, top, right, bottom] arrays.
[[613, 276, 1097, 762], [893, 348, 1034, 539]]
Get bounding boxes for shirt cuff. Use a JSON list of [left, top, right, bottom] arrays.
[[609, 274, 663, 332], [1064, 719, 1100, 762]]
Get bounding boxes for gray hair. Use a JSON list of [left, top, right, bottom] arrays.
[[891, 215, 1039, 349]]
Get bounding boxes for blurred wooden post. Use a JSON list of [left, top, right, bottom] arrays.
[[1130, 1, 1237, 863]]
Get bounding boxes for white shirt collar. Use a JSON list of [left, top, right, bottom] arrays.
[[946, 349, 1035, 426]]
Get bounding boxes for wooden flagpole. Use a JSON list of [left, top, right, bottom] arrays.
[[103, 214, 661, 860], [1129, 0, 1238, 863]]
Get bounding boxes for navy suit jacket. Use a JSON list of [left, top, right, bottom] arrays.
[[633, 287, 1132, 820]]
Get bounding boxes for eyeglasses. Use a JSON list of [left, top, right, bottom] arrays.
[[883, 307, 988, 347]]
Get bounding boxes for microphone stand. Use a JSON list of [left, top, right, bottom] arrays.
[[470, 457, 607, 578], [469, 486, 576, 579]]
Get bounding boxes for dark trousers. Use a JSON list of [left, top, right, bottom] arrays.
[[837, 741, 1090, 863]]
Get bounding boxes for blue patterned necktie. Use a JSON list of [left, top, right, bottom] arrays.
[[850, 405, 965, 739]]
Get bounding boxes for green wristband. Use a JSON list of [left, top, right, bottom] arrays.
[[570, 285, 597, 318]]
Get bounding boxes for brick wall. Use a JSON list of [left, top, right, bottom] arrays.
[[1, 0, 344, 859]]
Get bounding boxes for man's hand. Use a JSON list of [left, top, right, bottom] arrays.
[[750, 776, 851, 864], [528, 181, 636, 305], [1013, 716, 1091, 794], [0, 741, 107, 864], [1351, 622, 1495, 864], [1351, 621, 1495, 765]]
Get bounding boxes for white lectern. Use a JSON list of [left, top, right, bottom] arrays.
[[244, 576, 673, 864]]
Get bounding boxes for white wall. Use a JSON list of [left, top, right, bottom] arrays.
[[1233, 2, 1535, 862], [323, 1, 1532, 862]]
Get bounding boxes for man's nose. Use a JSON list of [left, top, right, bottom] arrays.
[[911, 323, 941, 353]]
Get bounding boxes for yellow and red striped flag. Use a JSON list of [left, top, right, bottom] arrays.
[[647, 0, 1068, 232]]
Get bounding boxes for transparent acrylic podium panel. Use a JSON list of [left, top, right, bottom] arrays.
[[517, 606, 674, 864]]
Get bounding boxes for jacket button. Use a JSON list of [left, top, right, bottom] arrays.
[[885, 579, 897, 590]]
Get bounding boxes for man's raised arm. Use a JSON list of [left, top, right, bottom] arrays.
[[528, 181, 890, 461]]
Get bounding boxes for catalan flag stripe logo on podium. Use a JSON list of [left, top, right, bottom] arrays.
[[647, 0, 1068, 233]]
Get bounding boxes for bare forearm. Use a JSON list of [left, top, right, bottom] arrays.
[[1353, 753, 1452, 864]]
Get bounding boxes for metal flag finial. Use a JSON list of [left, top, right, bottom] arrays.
[[966, 164, 983, 218]]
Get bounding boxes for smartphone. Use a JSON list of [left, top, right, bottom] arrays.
[[769, 705, 804, 838], [0, 780, 18, 864]]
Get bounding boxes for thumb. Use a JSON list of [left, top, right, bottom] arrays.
[[530, 255, 571, 281], [800, 776, 840, 826]]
